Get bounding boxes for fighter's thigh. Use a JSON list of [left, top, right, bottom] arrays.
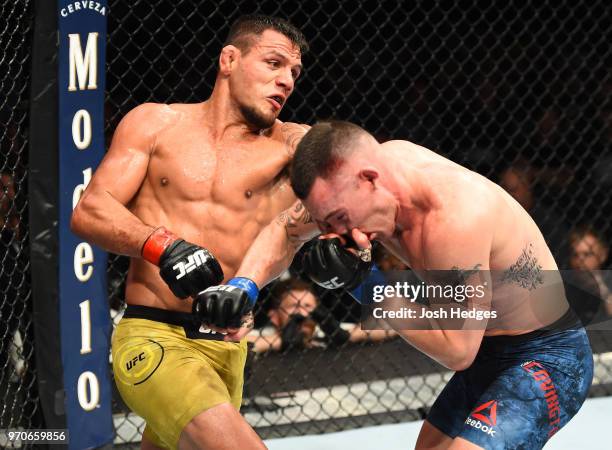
[[178, 402, 266, 450], [456, 362, 579, 450], [420, 369, 487, 447], [112, 325, 232, 448]]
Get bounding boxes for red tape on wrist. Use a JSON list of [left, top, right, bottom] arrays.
[[142, 227, 178, 265]]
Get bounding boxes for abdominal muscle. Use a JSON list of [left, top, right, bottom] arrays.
[[123, 181, 293, 312]]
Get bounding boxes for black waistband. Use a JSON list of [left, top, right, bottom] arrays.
[[123, 304, 197, 327], [481, 307, 581, 346], [122, 305, 241, 342]]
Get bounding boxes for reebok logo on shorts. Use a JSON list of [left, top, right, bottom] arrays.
[[465, 400, 498, 436], [172, 249, 211, 279]]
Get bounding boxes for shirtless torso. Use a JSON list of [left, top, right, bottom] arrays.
[[376, 141, 567, 335], [116, 103, 303, 311], [379, 140, 557, 274], [74, 102, 305, 311]]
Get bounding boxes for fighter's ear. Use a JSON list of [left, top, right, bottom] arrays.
[[219, 45, 240, 75], [359, 168, 379, 184]]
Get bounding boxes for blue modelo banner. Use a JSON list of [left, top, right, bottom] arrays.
[[58, 1, 113, 448]]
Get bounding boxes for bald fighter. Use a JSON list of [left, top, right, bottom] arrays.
[[71, 15, 314, 450], [211, 121, 593, 449]]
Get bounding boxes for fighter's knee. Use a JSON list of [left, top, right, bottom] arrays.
[[140, 433, 165, 450], [416, 420, 453, 449], [447, 437, 484, 450], [179, 403, 266, 450]]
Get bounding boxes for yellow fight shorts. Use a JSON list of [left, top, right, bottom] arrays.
[[111, 305, 248, 449]]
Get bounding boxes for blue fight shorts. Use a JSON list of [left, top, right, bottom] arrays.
[[426, 322, 593, 449]]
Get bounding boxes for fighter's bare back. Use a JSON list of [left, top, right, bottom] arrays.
[[376, 140, 558, 274]]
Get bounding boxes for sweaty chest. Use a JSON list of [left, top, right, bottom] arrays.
[[149, 136, 290, 208]]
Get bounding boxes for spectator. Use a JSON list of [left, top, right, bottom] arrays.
[[568, 224, 612, 317], [1, 172, 19, 235], [248, 278, 395, 353]]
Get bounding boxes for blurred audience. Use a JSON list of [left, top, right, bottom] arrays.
[[0, 171, 38, 426], [567, 224, 612, 318], [569, 225, 610, 271], [1, 172, 19, 236], [248, 278, 395, 353]]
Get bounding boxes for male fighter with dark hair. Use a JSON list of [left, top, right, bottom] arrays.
[[72, 15, 315, 450]]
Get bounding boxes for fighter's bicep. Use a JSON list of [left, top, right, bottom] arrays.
[[90, 142, 151, 204]]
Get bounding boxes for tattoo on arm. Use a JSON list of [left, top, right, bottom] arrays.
[[276, 202, 314, 242], [502, 244, 543, 290], [276, 202, 313, 227]]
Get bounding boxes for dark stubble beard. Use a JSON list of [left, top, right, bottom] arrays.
[[240, 103, 276, 130]]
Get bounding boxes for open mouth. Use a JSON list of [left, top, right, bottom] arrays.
[[268, 96, 284, 110]]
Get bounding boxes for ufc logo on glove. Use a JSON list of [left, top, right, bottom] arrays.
[[320, 277, 345, 289], [173, 250, 211, 279]]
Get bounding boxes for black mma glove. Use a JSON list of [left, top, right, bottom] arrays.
[[192, 278, 259, 328], [142, 227, 224, 299], [310, 303, 350, 347], [302, 238, 373, 290]]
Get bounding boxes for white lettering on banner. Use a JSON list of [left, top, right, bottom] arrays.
[[74, 242, 94, 282], [68, 32, 98, 91], [77, 371, 100, 411], [79, 300, 92, 354], [61, 2, 107, 18], [72, 109, 92, 149], [72, 168, 92, 209]]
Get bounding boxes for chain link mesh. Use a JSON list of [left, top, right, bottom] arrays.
[[0, 1, 42, 446], [105, 0, 612, 444]]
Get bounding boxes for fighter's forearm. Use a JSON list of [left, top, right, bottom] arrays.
[[71, 189, 154, 257], [395, 328, 483, 370], [376, 298, 485, 370], [235, 201, 320, 287]]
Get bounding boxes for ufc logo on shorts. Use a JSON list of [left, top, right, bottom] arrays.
[[173, 250, 210, 279], [320, 277, 345, 289]]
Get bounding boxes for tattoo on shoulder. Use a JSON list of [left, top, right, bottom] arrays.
[[281, 123, 308, 156], [502, 244, 543, 290]]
